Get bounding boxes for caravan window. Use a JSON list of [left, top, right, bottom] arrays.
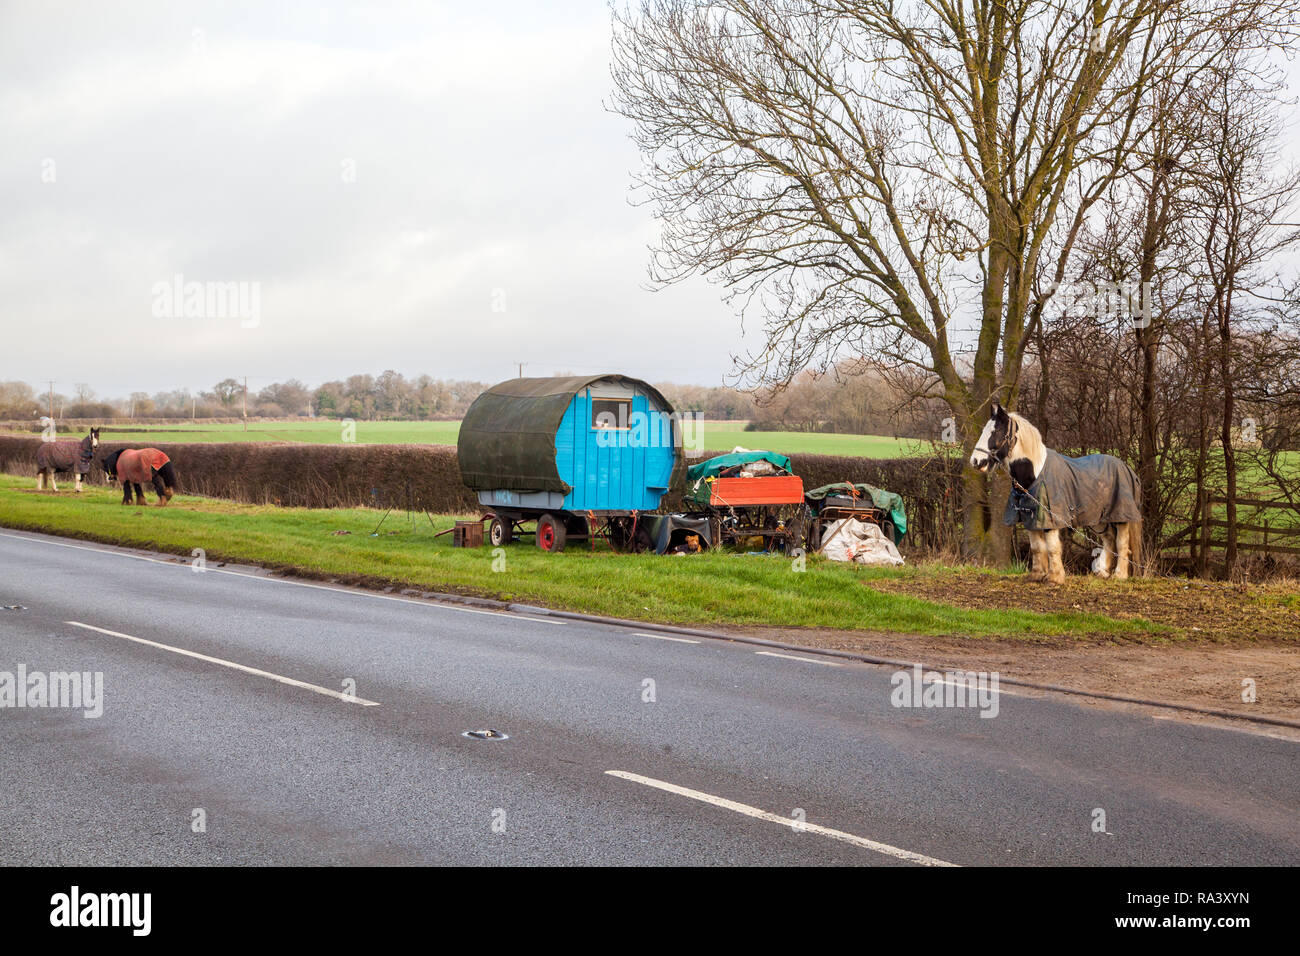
[[591, 398, 631, 430]]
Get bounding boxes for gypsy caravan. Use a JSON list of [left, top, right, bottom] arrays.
[[458, 374, 682, 551]]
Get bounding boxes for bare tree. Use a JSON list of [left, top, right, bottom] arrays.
[[1189, 57, 1300, 574], [612, 0, 1297, 559]]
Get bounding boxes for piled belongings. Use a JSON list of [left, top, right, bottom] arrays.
[[683, 449, 799, 505], [805, 482, 908, 548], [684, 449, 806, 552], [818, 517, 905, 566]]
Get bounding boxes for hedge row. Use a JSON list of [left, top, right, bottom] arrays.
[[0, 437, 962, 545]]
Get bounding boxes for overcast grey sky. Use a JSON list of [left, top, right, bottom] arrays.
[[4, 2, 1298, 401], [0, 0, 747, 398]]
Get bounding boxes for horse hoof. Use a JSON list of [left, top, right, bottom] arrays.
[[1027, 571, 1046, 583]]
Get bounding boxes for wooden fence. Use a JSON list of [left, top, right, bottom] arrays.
[[1163, 495, 1300, 559]]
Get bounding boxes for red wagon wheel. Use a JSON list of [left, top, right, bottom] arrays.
[[536, 513, 567, 553]]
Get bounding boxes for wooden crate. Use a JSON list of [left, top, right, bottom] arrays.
[[453, 520, 484, 548]]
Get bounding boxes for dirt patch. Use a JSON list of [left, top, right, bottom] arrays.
[[868, 569, 1300, 644]]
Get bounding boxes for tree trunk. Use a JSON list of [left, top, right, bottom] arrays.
[[1219, 323, 1238, 575]]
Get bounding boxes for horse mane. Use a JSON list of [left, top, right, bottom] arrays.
[[1008, 411, 1047, 465]]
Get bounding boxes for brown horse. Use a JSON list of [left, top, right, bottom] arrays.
[[36, 429, 99, 492], [102, 448, 177, 506]]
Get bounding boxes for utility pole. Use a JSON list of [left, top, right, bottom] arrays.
[[192, 393, 196, 420], [516, 362, 524, 378], [243, 376, 248, 431], [46, 381, 54, 422]]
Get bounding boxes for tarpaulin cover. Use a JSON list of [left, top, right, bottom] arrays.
[[805, 482, 908, 538], [458, 375, 676, 495], [1004, 449, 1142, 531], [685, 450, 792, 483], [640, 513, 713, 554]]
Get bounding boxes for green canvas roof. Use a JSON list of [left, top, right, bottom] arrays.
[[457, 374, 676, 494]]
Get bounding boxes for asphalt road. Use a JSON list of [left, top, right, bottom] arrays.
[[0, 528, 1296, 866]]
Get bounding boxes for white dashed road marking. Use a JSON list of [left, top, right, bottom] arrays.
[[605, 770, 957, 866], [65, 620, 380, 706], [634, 632, 700, 644], [755, 650, 841, 667]]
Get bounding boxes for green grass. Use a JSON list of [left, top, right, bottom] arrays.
[[0, 473, 1158, 641], [19, 419, 929, 458]]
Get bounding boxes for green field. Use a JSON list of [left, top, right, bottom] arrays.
[[0, 473, 1153, 640], [29, 419, 930, 458]]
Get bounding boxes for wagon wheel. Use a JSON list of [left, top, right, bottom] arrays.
[[607, 516, 635, 553], [763, 504, 802, 554], [536, 513, 566, 553], [489, 516, 514, 547]]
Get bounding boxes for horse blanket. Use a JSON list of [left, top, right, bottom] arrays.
[[1005, 450, 1141, 531], [36, 439, 93, 474], [117, 448, 170, 484]]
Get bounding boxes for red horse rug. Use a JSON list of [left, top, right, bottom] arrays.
[[105, 448, 177, 506]]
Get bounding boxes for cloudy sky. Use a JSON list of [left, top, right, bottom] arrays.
[[4, 2, 1298, 402], [0, 0, 746, 398]]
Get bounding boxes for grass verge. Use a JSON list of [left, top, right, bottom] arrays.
[[0, 473, 1164, 641]]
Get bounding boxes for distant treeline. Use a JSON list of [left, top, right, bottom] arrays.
[[0, 365, 936, 437]]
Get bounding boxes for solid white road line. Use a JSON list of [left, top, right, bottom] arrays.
[[634, 632, 700, 644], [65, 621, 380, 707], [755, 650, 841, 667], [605, 770, 957, 867]]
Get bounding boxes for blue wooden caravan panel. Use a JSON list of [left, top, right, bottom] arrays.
[[554, 386, 676, 512]]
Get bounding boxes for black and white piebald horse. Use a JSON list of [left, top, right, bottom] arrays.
[[35, 428, 99, 493], [970, 404, 1142, 584]]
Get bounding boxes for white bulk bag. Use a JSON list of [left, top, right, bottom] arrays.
[[819, 517, 904, 566]]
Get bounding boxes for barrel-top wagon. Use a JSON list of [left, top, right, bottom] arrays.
[[457, 374, 683, 551]]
